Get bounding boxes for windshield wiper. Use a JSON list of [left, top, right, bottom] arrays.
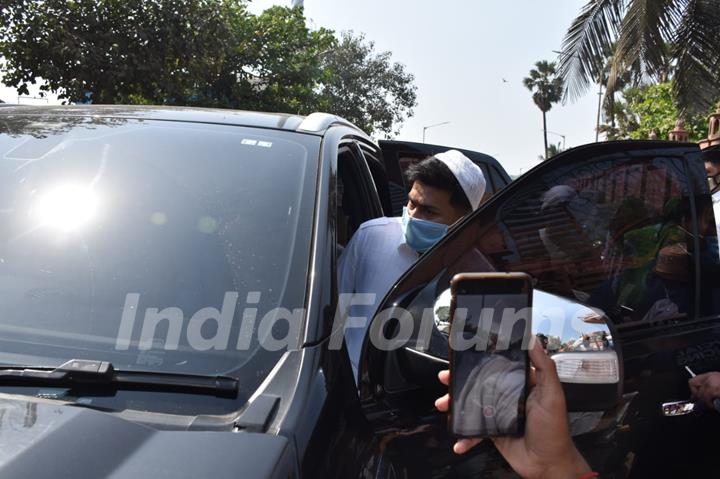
[[0, 359, 238, 398]]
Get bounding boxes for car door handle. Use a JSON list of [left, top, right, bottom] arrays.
[[661, 400, 695, 417], [662, 399, 720, 416]]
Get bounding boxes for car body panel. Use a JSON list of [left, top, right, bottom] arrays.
[[0, 395, 296, 479], [0, 104, 311, 133]]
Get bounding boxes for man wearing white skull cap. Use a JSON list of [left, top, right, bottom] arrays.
[[337, 150, 486, 380]]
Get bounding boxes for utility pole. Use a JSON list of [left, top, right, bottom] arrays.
[[422, 121, 450, 143]]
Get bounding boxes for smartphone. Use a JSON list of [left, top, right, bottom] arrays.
[[448, 272, 532, 438]]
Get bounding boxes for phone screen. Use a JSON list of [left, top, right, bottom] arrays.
[[449, 277, 531, 437]]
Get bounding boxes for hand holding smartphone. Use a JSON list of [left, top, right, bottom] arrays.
[[448, 273, 533, 438], [436, 341, 593, 478]]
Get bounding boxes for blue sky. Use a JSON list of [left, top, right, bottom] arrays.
[[247, 0, 601, 175], [250, 0, 601, 175], [1, 0, 600, 175]]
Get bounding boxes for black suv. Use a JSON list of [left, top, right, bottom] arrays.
[[0, 105, 717, 478]]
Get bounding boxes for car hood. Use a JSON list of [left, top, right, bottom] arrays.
[[0, 395, 295, 479]]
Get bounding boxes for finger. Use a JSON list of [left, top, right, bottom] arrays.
[[695, 385, 713, 407], [435, 394, 449, 412], [528, 365, 537, 388], [528, 339, 558, 384], [698, 384, 709, 400], [453, 438, 483, 455], [438, 369, 450, 386], [528, 339, 550, 369], [491, 436, 510, 453]]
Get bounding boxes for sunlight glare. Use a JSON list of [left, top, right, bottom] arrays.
[[33, 184, 99, 232]]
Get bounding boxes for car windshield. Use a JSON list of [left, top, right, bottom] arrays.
[[0, 114, 318, 400]]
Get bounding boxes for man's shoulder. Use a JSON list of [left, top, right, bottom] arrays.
[[347, 216, 404, 251], [356, 216, 401, 233]]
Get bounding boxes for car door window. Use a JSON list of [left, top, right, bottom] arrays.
[[501, 157, 693, 328], [392, 151, 429, 216], [372, 146, 698, 335], [336, 143, 383, 246], [356, 143, 393, 217]]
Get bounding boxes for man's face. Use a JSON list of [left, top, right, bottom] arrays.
[[407, 180, 466, 226], [706, 161, 720, 178]]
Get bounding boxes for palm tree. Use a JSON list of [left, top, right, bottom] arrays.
[[559, 0, 720, 113], [538, 142, 564, 161], [524, 61, 564, 159]]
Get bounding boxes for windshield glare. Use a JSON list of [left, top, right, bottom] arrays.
[[0, 116, 318, 399]]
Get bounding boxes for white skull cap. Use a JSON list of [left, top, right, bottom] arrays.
[[434, 149, 486, 210]]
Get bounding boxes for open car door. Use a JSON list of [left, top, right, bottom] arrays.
[[357, 141, 720, 477]]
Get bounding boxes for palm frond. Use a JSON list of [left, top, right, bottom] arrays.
[[673, 0, 720, 112], [558, 0, 626, 102], [611, 0, 682, 89]]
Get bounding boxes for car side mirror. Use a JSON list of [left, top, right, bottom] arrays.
[[429, 287, 623, 412], [361, 278, 623, 414]]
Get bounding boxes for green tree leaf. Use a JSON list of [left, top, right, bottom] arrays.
[[0, 1, 416, 135], [601, 81, 714, 141]]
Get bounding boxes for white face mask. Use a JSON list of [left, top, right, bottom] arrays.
[[401, 207, 448, 253]]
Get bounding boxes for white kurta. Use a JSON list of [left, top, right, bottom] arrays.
[[337, 217, 419, 380]]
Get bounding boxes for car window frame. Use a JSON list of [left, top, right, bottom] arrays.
[[358, 140, 704, 398]]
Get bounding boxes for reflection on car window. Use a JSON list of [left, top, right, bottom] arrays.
[[490, 159, 692, 322], [0, 118, 318, 389], [490, 157, 693, 326], [391, 152, 697, 329]]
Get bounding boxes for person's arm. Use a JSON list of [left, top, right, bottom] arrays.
[[336, 231, 363, 379], [435, 341, 593, 479], [689, 372, 720, 410], [337, 234, 359, 297]]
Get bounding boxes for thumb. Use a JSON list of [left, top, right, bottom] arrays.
[[528, 339, 557, 382]]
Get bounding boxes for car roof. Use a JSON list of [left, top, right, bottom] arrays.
[[0, 105, 364, 136]]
